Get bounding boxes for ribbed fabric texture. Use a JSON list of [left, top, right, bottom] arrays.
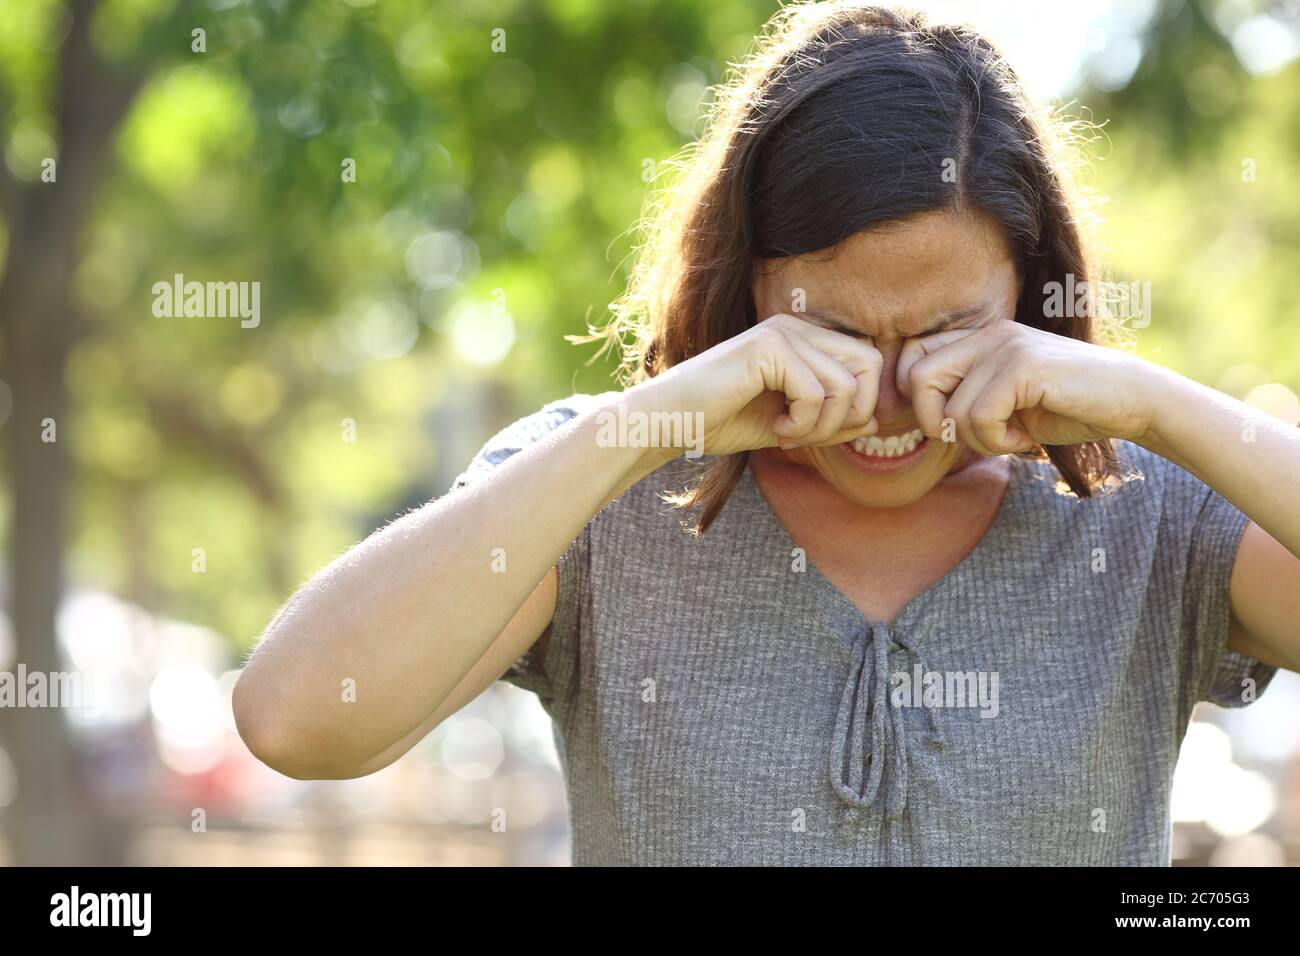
[[452, 396, 1277, 865]]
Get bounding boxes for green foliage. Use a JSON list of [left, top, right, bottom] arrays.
[[1, 0, 1296, 652], [1083, 1, 1300, 390]]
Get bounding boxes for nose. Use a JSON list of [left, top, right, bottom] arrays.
[[873, 339, 909, 425]]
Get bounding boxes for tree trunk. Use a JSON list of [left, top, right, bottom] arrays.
[[0, 0, 142, 865], [0, 260, 90, 864]]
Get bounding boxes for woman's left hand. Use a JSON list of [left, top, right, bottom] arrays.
[[895, 320, 1159, 456]]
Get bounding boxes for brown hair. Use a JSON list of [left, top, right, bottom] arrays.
[[597, 1, 1119, 531]]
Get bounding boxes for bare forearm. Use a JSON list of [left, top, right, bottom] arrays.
[[234, 389, 674, 776], [1138, 365, 1300, 559]]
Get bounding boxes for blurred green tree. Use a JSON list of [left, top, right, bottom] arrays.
[[0, 0, 1296, 865], [0, 0, 771, 864]]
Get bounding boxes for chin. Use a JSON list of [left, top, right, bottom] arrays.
[[805, 439, 963, 508]]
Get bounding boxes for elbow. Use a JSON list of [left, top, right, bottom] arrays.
[[232, 668, 309, 778], [232, 666, 364, 781]]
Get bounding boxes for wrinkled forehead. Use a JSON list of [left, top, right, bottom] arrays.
[[753, 209, 1019, 340]]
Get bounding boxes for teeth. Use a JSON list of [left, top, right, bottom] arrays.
[[850, 428, 924, 458]]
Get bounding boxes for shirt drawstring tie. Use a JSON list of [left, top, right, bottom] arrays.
[[829, 620, 944, 837]]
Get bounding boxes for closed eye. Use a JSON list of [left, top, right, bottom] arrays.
[[909, 308, 988, 340], [800, 311, 873, 340]]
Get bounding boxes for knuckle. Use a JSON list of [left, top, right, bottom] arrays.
[[756, 324, 786, 348], [828, 369, 855, 394], [746, 326, 776, 357], [1003, 333, 1033, 362], [909, 361, 935, 388]]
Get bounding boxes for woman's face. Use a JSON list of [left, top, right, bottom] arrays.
[[752, 208, 1021, 509]]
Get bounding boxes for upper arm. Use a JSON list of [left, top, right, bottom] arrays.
[[1227, 520, 1300, 672], [351, 566, 559, 776]]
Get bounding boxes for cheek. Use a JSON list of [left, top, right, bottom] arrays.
[[936, 439, 976, 474]]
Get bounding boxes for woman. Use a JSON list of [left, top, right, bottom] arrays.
[[233, 3, 1300, 865]]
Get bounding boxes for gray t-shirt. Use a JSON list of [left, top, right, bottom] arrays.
[[452, 395, 1278, 865]]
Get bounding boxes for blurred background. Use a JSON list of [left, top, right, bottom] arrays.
[[0, 0, 1297, 866]]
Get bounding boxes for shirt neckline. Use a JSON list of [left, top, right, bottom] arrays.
[[737, 452, 1036, 638]]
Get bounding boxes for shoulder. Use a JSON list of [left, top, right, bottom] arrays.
[[1001, 440, 1239, 570], [476, 393, 605, 457], [1016, 441, 1213, 518], [1110, 441, 1203, 496], [451, 394, 605, 490], [450, 393, 725, 533], [1101, 441, 1225, 530]]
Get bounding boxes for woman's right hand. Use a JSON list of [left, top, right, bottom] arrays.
[[629, 313, 884, 458]]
